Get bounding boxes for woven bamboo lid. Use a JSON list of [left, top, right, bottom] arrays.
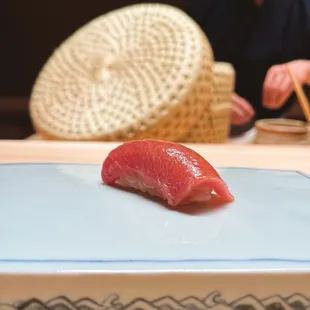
[[30, 3, 214, 141]]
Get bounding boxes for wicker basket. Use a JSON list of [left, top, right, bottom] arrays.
[[29, 3, 214, 142], [182, 62, 235, 143]]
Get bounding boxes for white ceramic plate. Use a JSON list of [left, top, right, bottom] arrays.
[[1, 163, 310, 308], [0, 163, 309, 273]]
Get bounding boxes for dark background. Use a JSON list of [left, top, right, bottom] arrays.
[[0, 0, 185, 139]]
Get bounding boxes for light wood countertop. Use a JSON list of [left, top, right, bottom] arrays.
[[1, 140, 310, 173]]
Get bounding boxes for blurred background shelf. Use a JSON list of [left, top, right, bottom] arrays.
[[0, 97, 33, 139]]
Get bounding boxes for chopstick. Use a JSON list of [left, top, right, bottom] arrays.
[[286, 64, 310, 123]]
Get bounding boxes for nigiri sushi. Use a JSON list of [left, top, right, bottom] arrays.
[[102, 139, 234, 207]]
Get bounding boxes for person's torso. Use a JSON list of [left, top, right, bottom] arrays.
[[186, 0, 310, 119]]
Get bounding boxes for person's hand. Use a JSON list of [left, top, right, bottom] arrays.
[[263, 60, 310, 110], [230, 93, 255, 125]]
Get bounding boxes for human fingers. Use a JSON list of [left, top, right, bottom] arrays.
[[263, 70, 292, 109], [232, 93, 255, 119], [231, 104, 247, 125], [231, 94, 254, 125]]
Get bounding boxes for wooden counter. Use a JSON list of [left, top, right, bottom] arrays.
[[0, 140, 309, 173]]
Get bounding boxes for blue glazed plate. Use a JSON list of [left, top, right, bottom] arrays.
[[0, 163, 309, 273]]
